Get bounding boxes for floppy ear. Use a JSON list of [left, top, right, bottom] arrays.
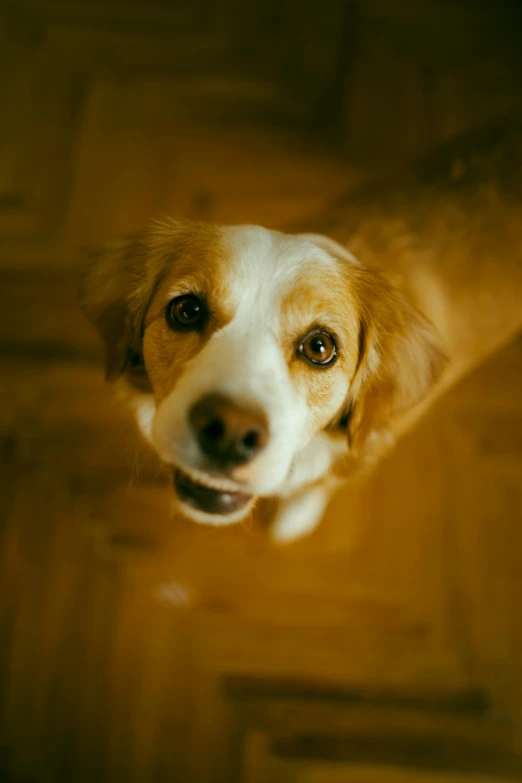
[[80, 217, 220, 382], [80, 234, 165, 382], [341, 266, 447, 456]]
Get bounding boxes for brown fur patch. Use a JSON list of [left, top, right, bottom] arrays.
[[279, 254, 445, 450], [80, 217, 230, 397], [335, 263, 447, 461], [80, 236, 148, 380], [281, 268, 360, 432], [141, 219, 233, 406]]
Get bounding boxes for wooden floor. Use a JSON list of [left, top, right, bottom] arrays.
[[1, 272, 522, 783], [2, 3, 522, 781]]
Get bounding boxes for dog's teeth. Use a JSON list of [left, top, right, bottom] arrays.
[[181, 466, 240, 493]]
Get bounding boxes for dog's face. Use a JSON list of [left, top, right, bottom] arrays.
[[81, 218, 445, 525]]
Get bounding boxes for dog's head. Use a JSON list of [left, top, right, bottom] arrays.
[[81, 218, 445, 524]]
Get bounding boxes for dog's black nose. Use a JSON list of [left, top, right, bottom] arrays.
[[189, 393, 268, 467]]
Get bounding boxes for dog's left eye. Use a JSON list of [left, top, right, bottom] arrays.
[[166, 294, 207, 331], [298, 330, 337, 367]]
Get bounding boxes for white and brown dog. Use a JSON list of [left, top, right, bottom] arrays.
[[81, 114, 522, 542]]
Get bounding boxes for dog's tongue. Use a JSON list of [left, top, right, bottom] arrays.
[[174, 470, 252, 515]]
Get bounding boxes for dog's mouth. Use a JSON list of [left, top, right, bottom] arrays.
[[173, 468, 253, 516]]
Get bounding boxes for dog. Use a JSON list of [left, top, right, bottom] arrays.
[[80, 112, 522, 542]]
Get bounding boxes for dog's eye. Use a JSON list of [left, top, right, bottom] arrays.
[[298, 330, 337, 367], [166, 294, 207, 330]]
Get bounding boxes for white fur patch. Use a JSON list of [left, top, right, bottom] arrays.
[[297, 233, 360, 266], [282, 432, 346, 495], [132, 395, 156, 442], [271, 485, 330, 543]]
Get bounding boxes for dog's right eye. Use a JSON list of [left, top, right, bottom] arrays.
[[166, 294, 207, 331]]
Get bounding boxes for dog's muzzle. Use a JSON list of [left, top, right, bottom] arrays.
[[171, 393, 269, 517]]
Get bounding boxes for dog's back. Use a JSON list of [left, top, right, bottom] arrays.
[[297, 110, 522, 397]]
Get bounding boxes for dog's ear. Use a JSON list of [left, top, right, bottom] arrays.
[[80, 234, 164, 382], [340, 266, 447, 456]]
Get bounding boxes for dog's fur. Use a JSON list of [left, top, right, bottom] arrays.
[[81, 113, 522, 542]]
